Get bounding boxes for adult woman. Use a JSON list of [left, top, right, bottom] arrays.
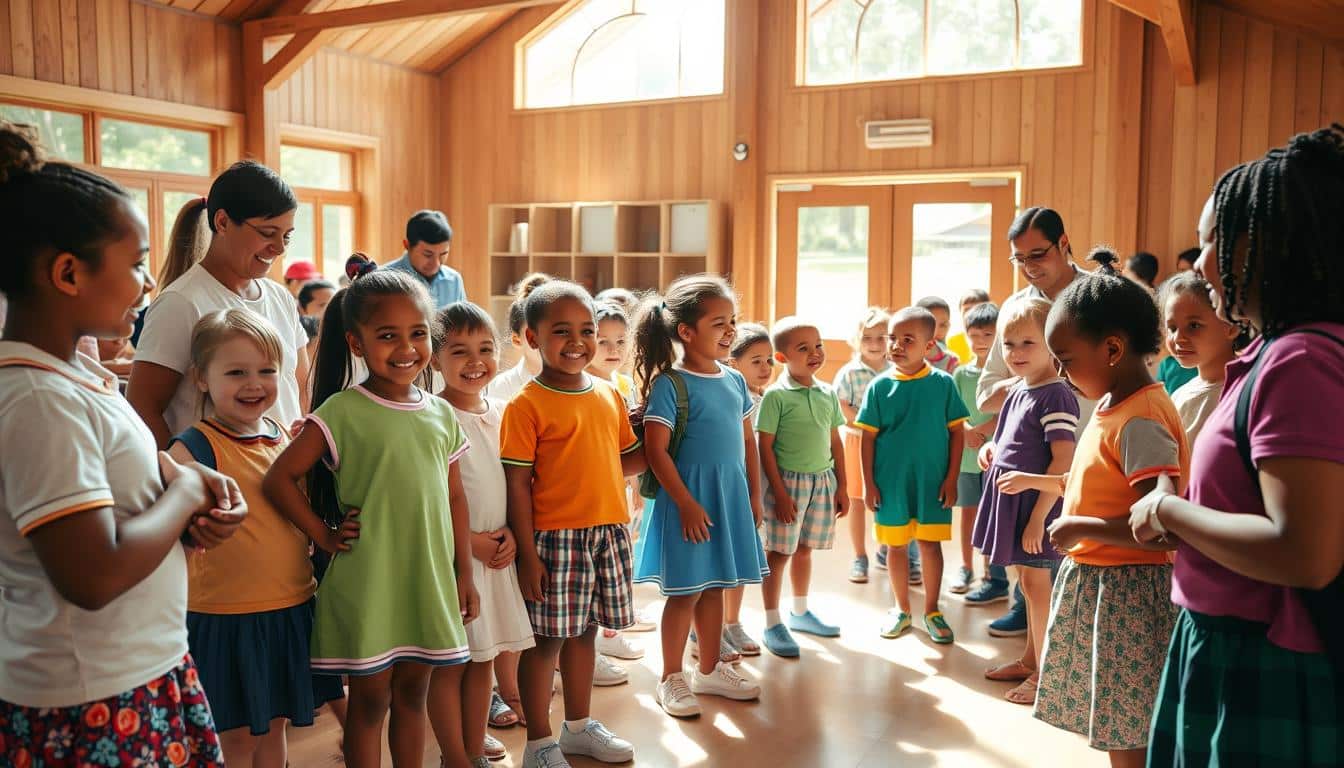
[[128, 161, 309, 447], [1133, 125, 1344, 766]]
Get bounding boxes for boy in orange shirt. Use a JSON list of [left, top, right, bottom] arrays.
[[501, 281, 647, 768]]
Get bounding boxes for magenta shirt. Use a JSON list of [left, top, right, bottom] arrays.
[[1173, 322, 1344, 653]]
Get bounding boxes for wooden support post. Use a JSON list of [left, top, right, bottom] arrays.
[[728, 0, 763, 319], [1157, 0, 1197, 86], [241, 20, 279, 169]]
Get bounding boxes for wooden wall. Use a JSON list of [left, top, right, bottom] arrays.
[[440, 5, 733, 301], [0, 0, 241, 111], [1139, 2, 1344, 265], [274, 48, 443, 260]]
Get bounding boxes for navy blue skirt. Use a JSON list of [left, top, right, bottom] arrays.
[[187, 599, 345, 735]]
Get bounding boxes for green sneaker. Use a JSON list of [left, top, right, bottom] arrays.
[[880, 612, 911, 639], [925, 611, 954, 644]]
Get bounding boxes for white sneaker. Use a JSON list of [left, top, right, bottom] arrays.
[[655, 672, 701, 718], [557, 719, 635, 763], [690, 662, 761, 701], [522, 742, 571, 768], [592, 654, 628, 686], [595, 631, 644, 660], [628, 606, 658, 632]]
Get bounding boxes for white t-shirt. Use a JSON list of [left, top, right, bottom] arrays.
[[486, 360, 533, 403], [137, 263, 306, 435], [1171, 375, 1224, 446], [0, 343, 188, 706]]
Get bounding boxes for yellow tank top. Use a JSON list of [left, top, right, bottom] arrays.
[[178, 418, 316, 614]]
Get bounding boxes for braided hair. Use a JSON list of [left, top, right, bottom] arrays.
[[0, 122, 135, 300], [1212, 124, 1344, 336], [1048, 247, 1162, 356]]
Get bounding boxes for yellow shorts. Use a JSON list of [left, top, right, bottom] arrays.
[[873, 521, 952, 547], [841, 427, 865, 500]]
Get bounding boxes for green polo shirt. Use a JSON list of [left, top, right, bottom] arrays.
[[756, 371, 846, 474]]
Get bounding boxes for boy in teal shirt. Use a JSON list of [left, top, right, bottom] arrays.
[[857, 307, 967, 644], [950, 301, 999, 595], [756, 317, 848, 659]]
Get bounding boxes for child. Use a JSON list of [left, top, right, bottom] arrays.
[[1036, 248, 1186, 768], [756, 317, 848, 657], [595, 288, 640, 379], [632, 275, 768, 717], [430, 302, 536, 768], [950, 300, 999, 595], [946, 288, 990, 364], [263, 261, 479, 768], [833, 307, 892, 584], [857, 306, 968, 644], [917, 296, 959, 374], [0, 125, 241, 767], [170, 309, 345, 766], [488, 273, 550, 402], [722, 322, 774, 656], [1158, 271, 1240, 444], [969, 298, 1079, 705], [500, 281, 644, 768], [588, 301, 636, 407]]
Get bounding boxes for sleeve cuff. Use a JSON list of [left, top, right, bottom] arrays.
[[19, 497, 114, 536], [448, 439, 471, 465], [501, 458, 535, 467], [854, 422, 879, 433], [303, 415, 340, 470], [947, 417, 968, 428], [1127, 466, 1182, 485], [643, 415, 674, 429], [620, 440, 643, 455]]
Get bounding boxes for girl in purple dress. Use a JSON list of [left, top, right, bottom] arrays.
[[971, 297, 1080, 705]]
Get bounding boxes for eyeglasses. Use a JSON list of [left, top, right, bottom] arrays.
[[1008, 242, 1057, 266], [244, 221, 293, 248]]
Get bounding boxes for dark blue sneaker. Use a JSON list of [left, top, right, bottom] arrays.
[[988, 600, 1028, 637], [874, 545, 888, 571], [907, 542, 922, 586], [964, 579, 1011, 605]]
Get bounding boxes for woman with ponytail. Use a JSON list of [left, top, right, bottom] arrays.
[[128, 162, 309, 448]]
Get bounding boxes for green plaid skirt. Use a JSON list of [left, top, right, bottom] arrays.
[[1148, 609, 1342, 767]]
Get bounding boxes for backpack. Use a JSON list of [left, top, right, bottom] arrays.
[[1234, 328, 1344, 689], [630, 369, 690, 500]]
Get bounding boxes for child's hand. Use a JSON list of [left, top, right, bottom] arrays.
[[773, 495, 798, 525], [1021, 515, 1046, 555], [185, 507, 248, 550], [470, 530, 500, 564], [1130, 474, 1176, 543], [835, 492, 849, 519], [518, 553, 548, 602], [996, 471, 1032, 496], [977, 442, 996, 471], [964, 422, 987, 449], [459, 579, 480, 625], [319, 508, 361, 554], [938, 474, 958, 508], [1047, 516, 1085, 551], [680, 501, 714, 543], [489, 528, 517, 568], [864, 485, 881, 513]]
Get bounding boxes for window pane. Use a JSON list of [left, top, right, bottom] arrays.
[[162, 190, 202, 260], [857, 0, 925, 81], [0, 104, 85, 162], [910, 204, 992, 322], [929, 0, 1016, 75], [100, 118, 210, 176], [796, 206, 869, 340], [1020, 0, 1083, 69], [285, 202, 316, 277], [281, 145, 353, 191], [125, 187, 150, 221], [321, 205, 356, 284], [805, 0, 862, 85]]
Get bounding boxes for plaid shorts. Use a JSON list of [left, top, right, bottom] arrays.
[[528, 524, 635, 638], [762, 468, 837, 555]]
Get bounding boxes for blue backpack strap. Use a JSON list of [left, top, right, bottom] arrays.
[[168, 426, 217, 471]]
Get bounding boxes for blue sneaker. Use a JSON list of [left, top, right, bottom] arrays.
[[988, 600, 1028, 637], [788, 610, 840, 638], [875, 545, 888, 571], [762, 623, 800, 657], [907, 542, 922, 586], [964, 579, 1011, 605]]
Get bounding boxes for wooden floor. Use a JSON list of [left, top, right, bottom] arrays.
[[288, 539, 1102, 767]]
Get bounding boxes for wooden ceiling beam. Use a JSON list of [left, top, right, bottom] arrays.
[[1105, 0, 1160, 24], [259, 27, 331, 87], [1157, 0, 1197, 85], [1209, 0, 1344, 44], [257, 0, 554, 37], [426, 9, 517, 72]]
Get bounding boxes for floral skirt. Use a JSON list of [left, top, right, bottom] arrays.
[[0, 654, 222, 767]]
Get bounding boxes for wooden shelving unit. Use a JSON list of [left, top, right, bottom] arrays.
[[486, 199, 724, 330]]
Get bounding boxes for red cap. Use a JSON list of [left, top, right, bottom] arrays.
[[284, 261, 321, 282]]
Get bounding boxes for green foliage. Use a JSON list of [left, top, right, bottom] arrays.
[[0, 105, 85, 162], [100, 119, 209, 176]]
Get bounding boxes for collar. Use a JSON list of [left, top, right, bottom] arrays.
[[203, 416, 284, 445], [1025, 263, 1084, 301], [891, 363, 933, 381], [0, 341, 118, 394], [776, 369, 825, 391], [354, 383, 429, 410], [395, 252, 446, 284]]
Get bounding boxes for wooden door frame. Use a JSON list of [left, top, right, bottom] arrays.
[[889, 180, 1018, 306]]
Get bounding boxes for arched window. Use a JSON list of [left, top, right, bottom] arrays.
[[519, 0, 725, 110], [803, 0, 1083, 86]]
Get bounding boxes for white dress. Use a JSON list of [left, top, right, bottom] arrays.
[[452, 398, 536, 661]]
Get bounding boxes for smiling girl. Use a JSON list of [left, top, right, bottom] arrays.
[[1156, 272, 1240, 444]]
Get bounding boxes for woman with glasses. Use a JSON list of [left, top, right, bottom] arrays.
[[128, 161, 311, 449]]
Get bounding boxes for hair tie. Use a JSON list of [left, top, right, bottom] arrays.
[[345, 253, 377, 281], [198, 196, 208, 206]]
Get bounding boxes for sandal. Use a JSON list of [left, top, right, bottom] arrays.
[[1004, 674, 1039, 705], [488, 691, 519, 729], [500, 694, 526, 728], [984, 659, 1033, 682]]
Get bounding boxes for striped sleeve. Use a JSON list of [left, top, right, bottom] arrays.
[[3, 389, 114, 536], [499, 395, 539, 468], [1119, 418, 1183, 485], [1039, 382, 1081, 441]]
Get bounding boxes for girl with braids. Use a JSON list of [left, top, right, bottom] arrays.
[[263, 256, 479, 767], [0, 123, 247, 766], [631, 275, 768, 718], [1134, 125, 1344, 767], [1036, 248, 1187, 768], [128, 162, 310, 449]]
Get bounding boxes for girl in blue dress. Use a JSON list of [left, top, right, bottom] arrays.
[[632, 274, 770, 719]]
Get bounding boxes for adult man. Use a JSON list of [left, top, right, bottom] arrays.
[[384, 209, 466, 308]]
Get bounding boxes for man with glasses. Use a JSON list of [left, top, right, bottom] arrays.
[[967, 207, 1097, 643]]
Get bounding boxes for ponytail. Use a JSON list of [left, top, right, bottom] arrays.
[[159, 197, 208, 289], [633, 298, 677, 403], [1087, 246, 1121, 276]]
